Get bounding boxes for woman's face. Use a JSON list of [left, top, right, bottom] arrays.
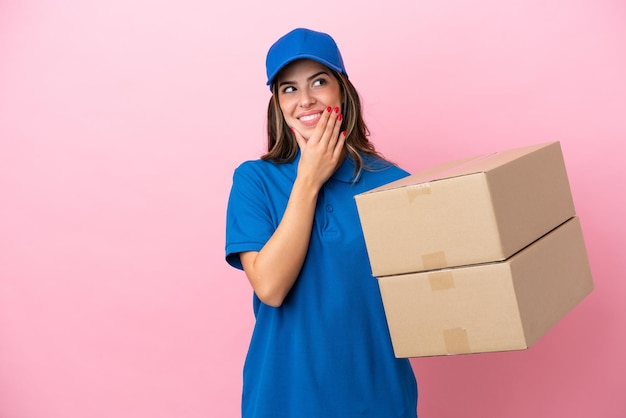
[[276, 59, 342, 140]]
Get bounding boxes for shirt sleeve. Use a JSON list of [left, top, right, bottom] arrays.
[[225, 162, 277, 270]]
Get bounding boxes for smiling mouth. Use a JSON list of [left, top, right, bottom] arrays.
[[299, 113, 321, 122]]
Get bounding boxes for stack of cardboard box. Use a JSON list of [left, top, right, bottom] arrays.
[[355, 142, 594, 358]]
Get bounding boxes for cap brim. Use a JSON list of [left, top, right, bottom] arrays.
[[266, 55, 345, 86]]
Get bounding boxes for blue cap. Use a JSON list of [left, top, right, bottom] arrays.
[[265, 28, 348, 89]]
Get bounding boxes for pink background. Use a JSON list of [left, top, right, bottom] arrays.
[[1, 1, 625, 417]]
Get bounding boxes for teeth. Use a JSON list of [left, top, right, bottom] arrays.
[[300, 113, 320, 122]]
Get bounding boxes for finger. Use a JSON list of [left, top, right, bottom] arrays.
[[307, 106, 333, 144], [319, 106, 341, 146], [326, 107, 341, 138], [332, 131, 347, 159], [324, 110, 342, 151], [329, 112, 343, 144]]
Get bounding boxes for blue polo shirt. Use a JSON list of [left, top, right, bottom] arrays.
[[225, 152, 418, 418]]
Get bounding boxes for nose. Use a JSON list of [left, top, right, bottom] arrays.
[[299, 88, 316, 108]]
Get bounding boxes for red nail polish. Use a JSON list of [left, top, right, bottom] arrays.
[[334, 107, 339, 113], [338, 114, 343, 121], [326, 106, 332, 112], [342, 131, 346, 136], [290, 127, 294, 133]]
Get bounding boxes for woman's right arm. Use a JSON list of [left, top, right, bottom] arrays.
[[240, 107, 344, 307]]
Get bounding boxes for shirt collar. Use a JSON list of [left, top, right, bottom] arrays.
[[331, 154, 360, 183]]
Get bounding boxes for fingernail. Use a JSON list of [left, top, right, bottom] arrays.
[[334, 107, 339, 113], [342, 131, 346, 136], [326, 106, 332, 112], [338, 114, 343, 121], [290, 127, 295, 133]]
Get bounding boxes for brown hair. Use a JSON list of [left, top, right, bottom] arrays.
[[262, 69, 391, 180]]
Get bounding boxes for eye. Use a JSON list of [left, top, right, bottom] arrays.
[[282, 86, 296, 94], [312, 78, 327, 87]]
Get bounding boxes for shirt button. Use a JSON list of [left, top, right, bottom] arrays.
[[326, 205, 333, 212]]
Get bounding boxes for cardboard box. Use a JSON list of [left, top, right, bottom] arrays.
[[378, 217, 594, 358], [355, 142, 576, 276]]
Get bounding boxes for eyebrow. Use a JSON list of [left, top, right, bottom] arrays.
[[278, 71, 329, 87]]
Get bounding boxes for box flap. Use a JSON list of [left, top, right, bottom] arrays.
[[358, 141, 559, 195]]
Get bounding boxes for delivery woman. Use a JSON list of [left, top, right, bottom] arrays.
[[225, 27, 418, 418]]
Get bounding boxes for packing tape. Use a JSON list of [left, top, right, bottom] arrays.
[[406, 183, 431, 203], [428, 270, 455, 291], [422, 251, 447, 270], [443, 328, 471, 354]]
